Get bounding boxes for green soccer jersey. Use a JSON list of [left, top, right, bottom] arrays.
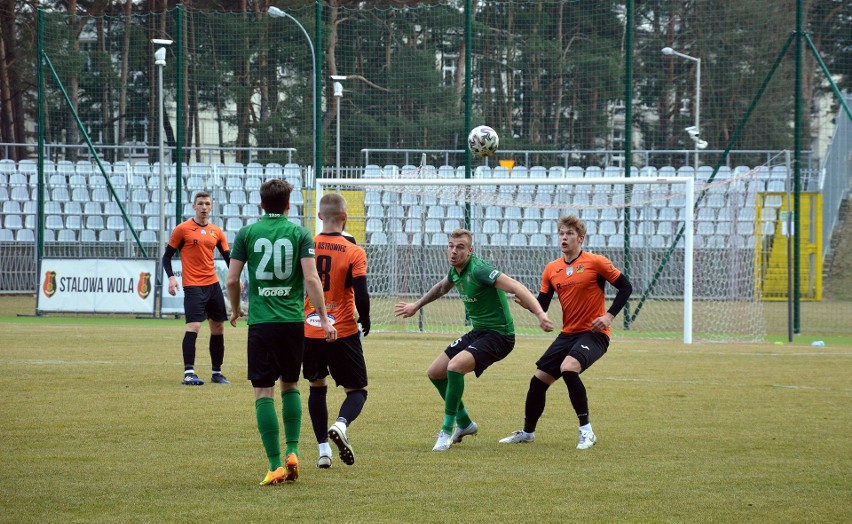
[[447, 254, 515, 335], [230, 214, 314, 325]]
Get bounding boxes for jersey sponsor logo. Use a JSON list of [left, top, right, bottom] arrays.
[[257, 286, 292, 297], [488, 270, 499, 280], [459, 295, 477, 303], [201, 229, 207, 235], [306, 312, 337, 326], [566, 267, 574, 276]]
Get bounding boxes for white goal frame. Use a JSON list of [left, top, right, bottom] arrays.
[[316, 176, 695, 344]]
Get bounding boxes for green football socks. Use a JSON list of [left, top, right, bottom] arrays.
[[255, 397, 282, 470], [281, 388, 302, 457], [430, 376, 473, 429], [442, 371, 466, 434]]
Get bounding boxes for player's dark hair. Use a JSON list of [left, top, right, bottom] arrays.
[[558, 214, 587, 238], [193, 191, 211, 203], [260, 179, 292, 214], [450, 228, 473, 247]]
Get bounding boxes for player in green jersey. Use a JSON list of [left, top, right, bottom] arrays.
[[394, 228, 554, 451], [226, 179, 336, 486]]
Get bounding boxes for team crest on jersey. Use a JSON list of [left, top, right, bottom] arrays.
[[200, 229, 207, 235], [566, 267, 574, 277], [576, 265, 585, 273]]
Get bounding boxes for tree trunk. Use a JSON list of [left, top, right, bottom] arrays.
[[118, 0, 132, 161], [67, 0, 80, 160]]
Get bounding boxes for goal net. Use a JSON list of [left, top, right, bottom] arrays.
[[317, 166, 767, 343]]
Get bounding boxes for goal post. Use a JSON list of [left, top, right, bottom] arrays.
[[316, 175, 697, 344]]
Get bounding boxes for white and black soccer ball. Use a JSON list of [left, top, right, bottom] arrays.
[[467, 125, 499, 158]]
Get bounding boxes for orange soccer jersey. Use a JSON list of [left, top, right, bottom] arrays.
[[304, 233, 368, 339], [167, 219, 229, 287], [540, 251, 622, 337]]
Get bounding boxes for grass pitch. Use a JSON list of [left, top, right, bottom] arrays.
[[0, 296, 850, 523]]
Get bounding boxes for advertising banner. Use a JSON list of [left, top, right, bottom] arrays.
[[37, 259, 156, 314], [160, 260, 234, 315]]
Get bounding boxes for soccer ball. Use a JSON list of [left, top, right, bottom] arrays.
[[467, 125, 499, 158]]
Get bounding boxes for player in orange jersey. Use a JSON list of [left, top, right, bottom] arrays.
[[499, 214, 632, 449], [303, 193, 371, 468], [162, 191, 232, 386]]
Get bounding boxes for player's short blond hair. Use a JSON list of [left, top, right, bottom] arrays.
[[557, 214, 587, 238], [449, 228, 473, 247]]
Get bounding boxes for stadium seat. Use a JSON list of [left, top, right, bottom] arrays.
[[83, 202, 103, 216], [445, 206, 464, 220], [585, 234, 605, 248], [528, 166, 547, 179], [363, 165, 383, 179], [10, 186, 29, 201], [106, 216, 125, 231], [56, 229, 76, 242], [4, 215, 23, 230], [404, 219, 422, 233], [482, 219, 501, 236], [443, 219, 461, 234], [438, 165, 457, 179], [766, 180, 785, 192], [370, 231, 388, 245], [225, 217, 243, 231], [489, 233, 509, 246], [0, 229, 13, 241], [604, 166, 623, 178], [365, 218, 383, 233], [424, 219, 443, 234], [580, 208, 597, 222], [0, 158, 16, 174], [501, 219, 520, 235], [265, 162, 283, 177], [599, 221, 617, 236], [697, 208, 716, 221], [384, 205, 404, 219], [246, 162, 264, 176], [364, 191, 381, 207], [99, 230, 117, 242], [16, 229, 35, 242], [657, 221, 674, 236], [140, 230, 157, 243], [2, 201, 21, 214], [521, 220, 539, 235], [229, 190, 247, 205], [86, 215, 105, 230], [657, 166, 676, 177], [529, 233, 547, 246], [509, 233, 527, 246]]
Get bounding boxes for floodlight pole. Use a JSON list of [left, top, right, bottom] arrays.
[[662, 47, 701, 171], [153, 40, 172, 317], [268, 6, 317, 181], [331, 76, 346, 178]]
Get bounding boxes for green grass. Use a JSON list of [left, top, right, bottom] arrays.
[[0, 296, 850, 523]]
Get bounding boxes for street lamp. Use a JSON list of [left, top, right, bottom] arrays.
[[331, 75, 347, 178], [662, 46, 705, 171], [153, 38, 172, 316], [268, 6, 317, 182]]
